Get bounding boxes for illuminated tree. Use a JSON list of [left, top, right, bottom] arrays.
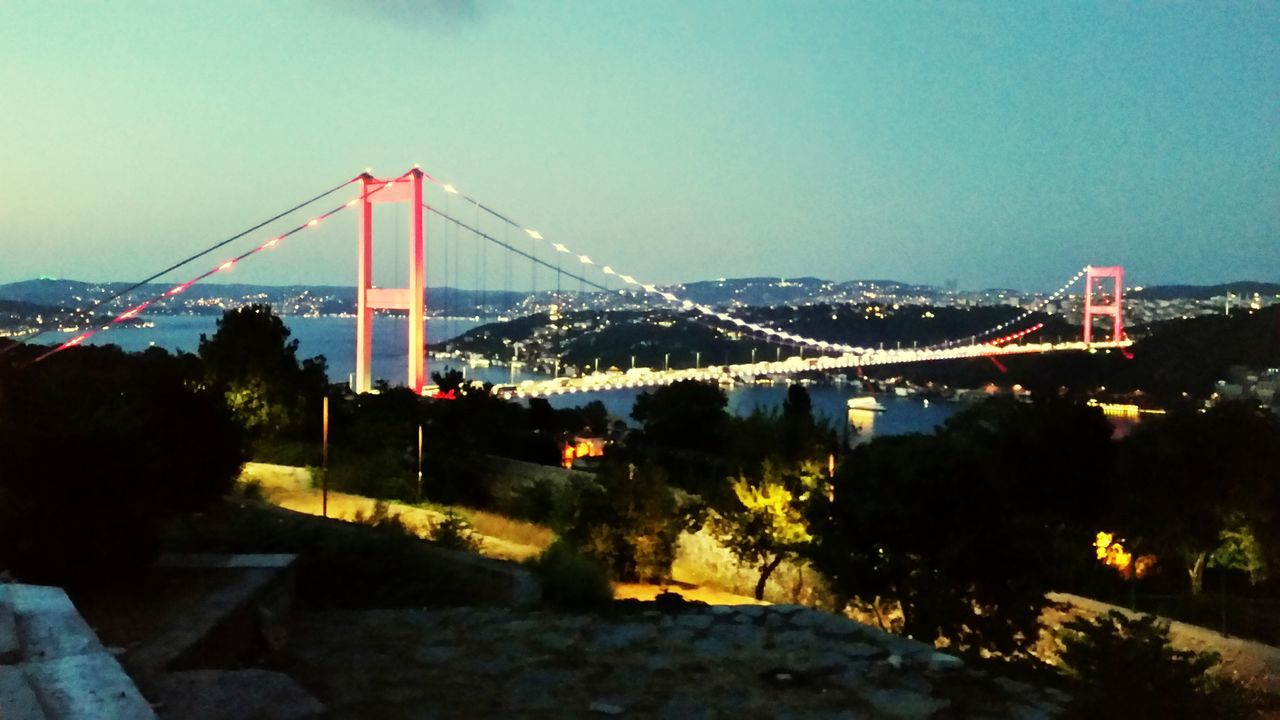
[[711, 460, 818, 599]]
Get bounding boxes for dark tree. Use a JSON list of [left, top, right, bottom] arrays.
[[0, 345, 247, 586], [198, 304, 327, 438], [809, 398, 1115, 654]]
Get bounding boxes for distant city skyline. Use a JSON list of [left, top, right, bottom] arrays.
[[2, 2, 1276, 292]]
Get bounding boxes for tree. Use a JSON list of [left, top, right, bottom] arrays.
[[1058, 611, 1252, 719], [809, 398, 1115, 654], [198, 305, 327, 438], [711, 460, 818, 599], [1111, 401, 1280, 595], [631, 380, 730, 455], [0, 345, 247, 586], [564, 458, 694, 582]]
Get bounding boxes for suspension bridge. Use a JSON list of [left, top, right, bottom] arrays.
[[36, 166, 1131, 398]]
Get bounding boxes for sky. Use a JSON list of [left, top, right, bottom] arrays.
[[1, 1, 1275, 291]]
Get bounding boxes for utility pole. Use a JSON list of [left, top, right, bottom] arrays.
[[321, 395, 329, 518]]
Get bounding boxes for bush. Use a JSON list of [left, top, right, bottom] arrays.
[[563, 459, 692, 582], [327, 450, 419, 503], [431, 510, 482, 553], [526, 539, 614, 610], [351, 501, 414, 537], [1058, 610, 1255, 719]]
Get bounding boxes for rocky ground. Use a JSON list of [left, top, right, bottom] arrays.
[[280, 603, 1070, 719]]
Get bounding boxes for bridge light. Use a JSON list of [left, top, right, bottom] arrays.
[[444, 184, 458, 194], [578, 255, 593, 264], [308, 218, 319, 226], [553, 243, 569, 253], [525, 229, 542, 240], [217, 260, 235, 272], [602, 266, 616, 275]]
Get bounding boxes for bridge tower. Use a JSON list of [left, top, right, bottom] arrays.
[[354, 169, 426, 394], [1082, 265, 1124, 344]]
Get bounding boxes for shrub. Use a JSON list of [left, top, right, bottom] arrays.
[[327, 450, 419, 503], [432, 510, 482, 553], [351, 501, 413, 537], [564, 459, 692, 582], [1058, 610, 1255, 719], [526, 539, 614, 610], [236, 479, 266, 502]]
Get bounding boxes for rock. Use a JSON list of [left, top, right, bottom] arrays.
[[734, 605, 766, 618], [925, 652, 965, 673], [843, 642, 886, 660], [865, 686, 950, 720], [413, 644, 458, 664], [690, 636, 735, 660], [771, 629, 817, 649], [786, 610, 823, 629], [589, 699, 625, 715], [658, 698, 713, 720], [675, 613, 714, 631], [993, 676, 1035, 696], [821, 617, 861, 637], [591, 623, 654, 651], [886, 654, 904, 669]]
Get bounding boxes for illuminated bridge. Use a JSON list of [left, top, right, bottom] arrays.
[[33, 165, 1131, 395]]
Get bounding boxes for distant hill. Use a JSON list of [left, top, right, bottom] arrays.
[[1133, 282, 1280, 301]]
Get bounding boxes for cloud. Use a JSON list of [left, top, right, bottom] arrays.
[[313, 0, 497, 32]]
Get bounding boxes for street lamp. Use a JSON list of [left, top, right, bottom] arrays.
[[751, 347, 757, 365], [695, 351, 701, 369], [664, 352, 669, 372]]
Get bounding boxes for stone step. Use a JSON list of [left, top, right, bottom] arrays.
[[0, 585, 22, 664], [7, 585, 102, 663], [24, 653, 156, 720], [0, 664, 48, 720]]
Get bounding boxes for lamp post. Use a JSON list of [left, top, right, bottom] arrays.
[[321, 395, 329, 518], [695, 351, 701, 369], [663, 352, 669, 372]]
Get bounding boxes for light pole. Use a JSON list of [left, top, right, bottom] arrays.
[[695, 351, 701, 369], [594, 357, 600, 374], [663, 352, 669, 372], [321, 395, 329, 518], [751, 347, 757, 365], [630, 354, 635, 370]]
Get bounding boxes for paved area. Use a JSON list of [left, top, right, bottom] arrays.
[[281, 604, 1070, 719]]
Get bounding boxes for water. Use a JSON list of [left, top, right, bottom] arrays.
[[62, 315, 963, 440]]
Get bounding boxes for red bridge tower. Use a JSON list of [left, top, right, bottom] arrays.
[[354, 169, 426, 394], [1082, 265, 1124, 344]]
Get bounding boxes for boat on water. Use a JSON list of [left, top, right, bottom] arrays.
[[847, 396, 887, 412]]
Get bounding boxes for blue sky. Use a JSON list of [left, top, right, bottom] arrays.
[[1, 1, 1275, 291]]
